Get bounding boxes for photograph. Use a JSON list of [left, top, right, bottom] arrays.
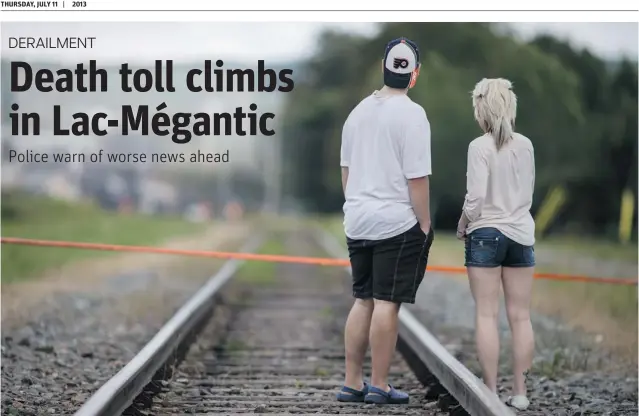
[[1, 11, 637, 416]]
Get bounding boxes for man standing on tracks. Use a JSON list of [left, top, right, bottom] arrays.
[[337, 37, 434, 405]]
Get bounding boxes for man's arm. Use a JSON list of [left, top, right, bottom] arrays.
[[341, 167, 349, 195], [408, 176, 431, 231], [340, 119, 351, 197], [402, 109, 432, 233]]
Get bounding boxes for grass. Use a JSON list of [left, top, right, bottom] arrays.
[[320, 214, 638, 266], [224, 339, 247, 351], [319, 214, 638, 357], [319, 215, 466, 266], [319, 306, 334, 318], [319, 216, 348, 250], [1, 192, 202, 283], [537, 235, 638, 264], [235, 236, 286, 286], [410, 232, 637, 336]]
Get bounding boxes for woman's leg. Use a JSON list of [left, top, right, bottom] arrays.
[[502, 266, 534, 396], [468, 266, 502, 392]]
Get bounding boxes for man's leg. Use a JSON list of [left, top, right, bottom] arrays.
[[369, 224, 433, 396], [344, 298, 374, 389], [343, 239, 374, 392], [369, 299, 400, 389]]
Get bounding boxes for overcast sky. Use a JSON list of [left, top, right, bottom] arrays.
[[2, 22, 637, 63]]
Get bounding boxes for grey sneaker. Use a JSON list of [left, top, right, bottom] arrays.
[[506, 395, 530, 410]]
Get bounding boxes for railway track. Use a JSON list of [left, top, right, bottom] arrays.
[[75, 228, 513, 416]]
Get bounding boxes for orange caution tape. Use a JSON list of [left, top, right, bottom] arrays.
[[1, 237, 636, 286]]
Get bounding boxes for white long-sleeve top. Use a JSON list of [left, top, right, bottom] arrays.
[[462, 132, 536, 246]]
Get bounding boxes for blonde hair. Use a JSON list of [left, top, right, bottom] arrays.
[[472, 78, 517, 150]]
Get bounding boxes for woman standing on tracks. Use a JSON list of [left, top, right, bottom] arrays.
[[456, 78, 536, 411]]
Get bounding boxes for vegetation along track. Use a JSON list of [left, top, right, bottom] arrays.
[[76, 228, 512, 416]]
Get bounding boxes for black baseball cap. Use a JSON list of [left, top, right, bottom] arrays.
[[383, 37, 421, 89]]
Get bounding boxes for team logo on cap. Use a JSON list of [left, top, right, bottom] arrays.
[[393, 58, 409, 69]]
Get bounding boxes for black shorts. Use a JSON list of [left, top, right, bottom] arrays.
[[346, 223, 434, 304]]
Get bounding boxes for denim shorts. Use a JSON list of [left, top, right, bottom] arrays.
[[464, 227, 535, 268]]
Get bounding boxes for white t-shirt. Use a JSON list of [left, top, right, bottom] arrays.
[[463, 133, 536, 246], [340, 91, 432, 240]]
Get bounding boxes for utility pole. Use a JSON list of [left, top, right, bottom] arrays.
[[261, 122, 282, 214]]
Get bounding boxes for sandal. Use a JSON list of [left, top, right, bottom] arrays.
[[336, 382, 369, 402], [364, 384, 409, 404]]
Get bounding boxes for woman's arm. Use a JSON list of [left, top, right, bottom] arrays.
[[463, 143, 489, 222], [457, 143, 489, 239], [341, 167, 349, 195]]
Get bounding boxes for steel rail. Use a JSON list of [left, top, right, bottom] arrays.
[[77, 228, 514, 416], [74, 235, 264, 416]]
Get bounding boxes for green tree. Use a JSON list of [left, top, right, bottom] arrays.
[[280, 23, 637, 238]]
